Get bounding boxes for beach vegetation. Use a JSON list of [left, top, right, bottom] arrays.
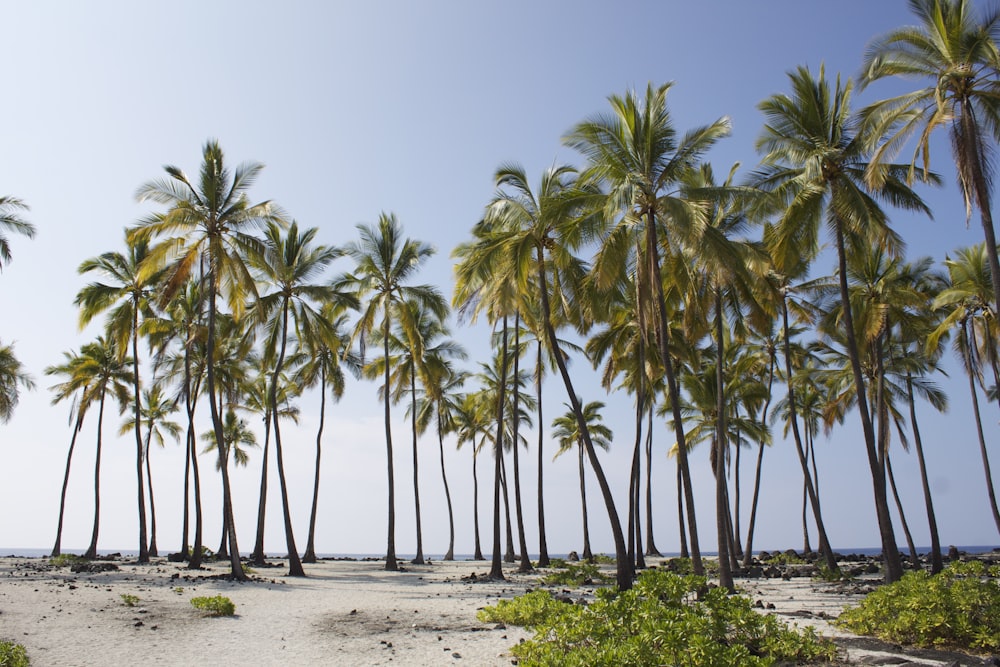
[[190, 595, 236, 617], [479, 569, 836, 666], [837, 560, 1000, 652], [0, 639, 30, 667], [120, 593, 139, 607], [541, 562, 609, 587], [48, 554, 87, 568]]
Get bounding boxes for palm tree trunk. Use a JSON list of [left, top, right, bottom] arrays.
[[645, 406, 660, 557], [578, 444, 592, 561], [131, 317, 149, 564], [743, 442, 765, 566], [965, 320, 1000, 536], [628, 393, 645, 570], [833, 221, 902, 582], [802, 482, 812, 554], [500, 455, 515, 563], [303, 368, 326, 564], [961, 99, 1000, 325], [677, 461, 688, 558], [411, 368, 425, 565], [205, 286, 245, 580], [144, 435, 158, 557], [52, 413, 84, 557], [251, 419, 272, 566], [437, 412, 455, 561], [489, 318, 508, 580], [84, 395, 107, 559], [511, 319, 532, 573], [472, 445, 484, 561], [733, 438, 743, 561], [885, 452, 919, 567], [535, 344, 550, 568], [383, 315, 398, 572], [781, 294, 838, 574], [906, 371, 943, 573], [180, 425, 191, 560], [185, 368, 204, 570], [714, 297, 735, 592]]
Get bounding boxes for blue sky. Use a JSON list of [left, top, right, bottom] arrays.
[[0, 1, 996, 558]]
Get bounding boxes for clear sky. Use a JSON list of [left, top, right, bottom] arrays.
[[1, 1, 997, 558]]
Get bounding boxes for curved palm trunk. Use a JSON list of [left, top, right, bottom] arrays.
[[383, 315, 399, 571], [52, 413, 85, 557], [781, 295, 838, 574], [536, 252, 631, 589], [676, 462, 688, 558], [186, 367, 204, 570], [84, 394, 107, 559], [535, 345, 550, 567], [965, 320, 1000, 536], [802, 482, 812, 554], [131, 314, 149, 564], [906, 371, 942, 573], [743, 344, 775, 566], [410, 368, 425, 565], [489, 318, 508, 580], [645, 216, 701, 577], [271, 300, 305, 576], [472, 445, 484, 560], [645, 406, 660, 557], [833, 221, 901, 582], [628, 396, 643, 570], [303, 368, 328, 564], [885, 452, 918, 567], [578, 444, 592, 561], [437, 413, 455, 561], [144, 435, 158, 557], [960, 99, 1000, 325], [714, 301, 735, 592], [733, 439, 743, 561], [500, 456, 515, 563], [251, 416, 272, 566], [511, 319, 532, 573], [180, 429, 191, 559]]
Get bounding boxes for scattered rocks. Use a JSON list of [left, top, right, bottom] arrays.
[[70, 562, 119, 574]]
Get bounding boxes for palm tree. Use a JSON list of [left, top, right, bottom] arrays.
[[119, 384, 181, 557], [860, 0, 1000, 314], [567, 83, 732, 578], [552, 401, 612, 561], [756, 65, 933, 583], [0, 195, 34, 270], [77, 234, 164, 562], [0, 341, 33, 423], [453, 391, 490, 560], [131, 140, 285, 580], [296, 302, 358, 563], [247, 220, 351, 576], [344, 212, 446, 571]]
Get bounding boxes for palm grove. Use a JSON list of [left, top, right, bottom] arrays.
[[4, 0, 1000, 591]]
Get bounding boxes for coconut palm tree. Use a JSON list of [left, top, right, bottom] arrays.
[[566, 83, 731, 577], [0, 341, 33, 423], [131, 140, 285, 580], [119, 384, 181, 557], [296, 301, 358, 563], [453, 391, 490, 560], [860, 0, 1000, 315], [552, 401, 612, 561], [77, 234, 165, 562], [0, 196, 34, 271], [344, 212, 446, 571], [755, 65, 934, 582]]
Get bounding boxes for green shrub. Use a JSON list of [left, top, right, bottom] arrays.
[[479, 569, 836, 666], [762, 551, 806, 566], [837, 561, 1000, 652], [541, 562, 609, 587], [0, 639, 30, 667], [48, 554, 86, 568], [119, 594, 139, 607], [190, 595, 236, 617]]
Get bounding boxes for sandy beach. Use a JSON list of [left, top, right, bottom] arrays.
[[0, 555, 996, 666]]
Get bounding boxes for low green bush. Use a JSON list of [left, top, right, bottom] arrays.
[[119, 594, 139, 607], [0, 639, 30, 667], [48, 554, 86, 568], [837, 560, 1000, 652], [190, 595, 236, 617], [479, 569, 836, 666], [541, 562, 609, 586]]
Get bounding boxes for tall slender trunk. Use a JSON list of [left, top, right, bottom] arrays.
[[733, 438, 743, 560], [714, 298, 734, 592], [411, 367, 425, 565], [84, 394, 107, 559], [181, 424, 191, 559], [438, 412, 455, 560], [501, 455, 515, 563], [677, 461, 688, 558], [303, 367, 327, 564], [535, 344, 550, 567], [536, 250, 631, 588], [52, 413, 85, 557], [628, 392, 644, 570], [131, 312, 149, 564], [144, 434, 158, 557], [489, 318, 508, 580], [251, 416, 272, 566], [186, 363, 204, 570], [578, 444, 592, 561], [271, 299, 304, 576], [885, 453, 918, 567], [802, 481, 812, 553], [645, 406, 660, 557], [781, 294, 838, 573], [961, 99, 1000, 324], [472, 445, 484, 560], [205, 285, 245, 580], [906, 371, 942, 573], [833, 220, 901, 582], [965, 320, 1000, 536], [511, 320, 533, 573], [383, 314, 398, 571], [744, 343, 775, 566]]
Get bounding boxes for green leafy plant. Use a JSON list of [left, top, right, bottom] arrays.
[[762, 551, 806, 566], [837, 561, 1000, 652], [119, 593, 139, 607], [479, 569, 836, 666], [190, 595, 236, 617], [172, 586, 184, 595], [48, 554, 87, 568], [541, 562, 609, 587], [0, 639, 30, 667]]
